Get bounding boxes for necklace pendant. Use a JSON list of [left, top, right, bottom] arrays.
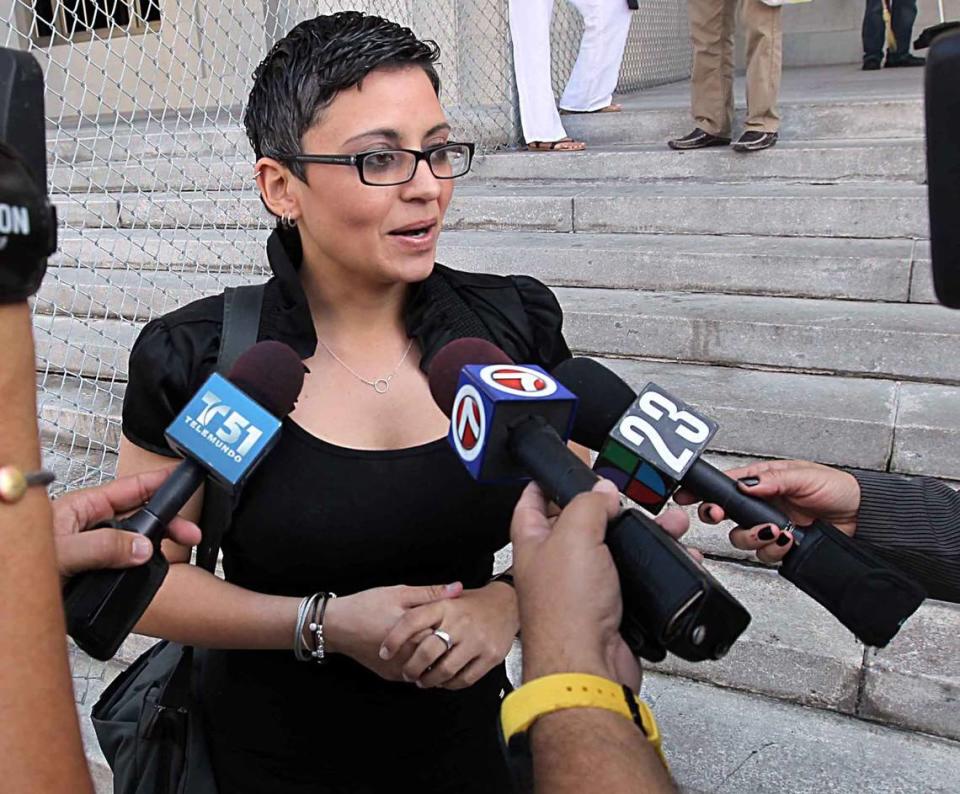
[[373, 378, 390, 394]]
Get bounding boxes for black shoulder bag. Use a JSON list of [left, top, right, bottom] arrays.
[[91, 284, 265, 794]]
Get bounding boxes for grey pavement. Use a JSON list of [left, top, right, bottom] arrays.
[[645, 672, 960, 794]]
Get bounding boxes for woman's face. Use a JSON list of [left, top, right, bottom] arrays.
[[286, 65, 454, 288]]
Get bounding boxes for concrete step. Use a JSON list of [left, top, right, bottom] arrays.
[[34, 284, 960, 386], [863, 598, 960, 742], [563, 97, 924, 146], [55, 228, 269, 273], [643, 672, 960, 793], [651, 561, 960, 743], [52, 229, 927, 304], [37, 374, 125, 453], [474, 139, 927, 184], [42, 443, 118, 497], [53, 182, 927, 238], [49, 137, 926, 195], [48, 121, 248, 166], [653, 560, 864, 714], [602, 358, 899, 472], [561, 181, 929, 239], [562, 66, 925, 147], [50, 155, 252, 194], [36, 266, 255, 321], [33, 315, 140, 380], [38, 352, 960, 482], [41, 274, 960, 383], [892, 383, 960, 481], [560, 288, 960, 383]]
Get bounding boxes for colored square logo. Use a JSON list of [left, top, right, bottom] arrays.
[[165, 373, 282, 487]]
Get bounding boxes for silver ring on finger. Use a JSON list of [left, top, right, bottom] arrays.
[[432, 628, 453, 653]]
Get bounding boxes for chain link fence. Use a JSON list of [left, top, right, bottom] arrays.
[[2, 1, 691, 494]]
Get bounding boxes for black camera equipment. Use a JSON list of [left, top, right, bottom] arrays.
[[0, 49, 57, 302], [925, 27, 960, 308]]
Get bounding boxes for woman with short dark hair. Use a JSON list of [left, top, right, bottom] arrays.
[[117, 12, 573, 792]]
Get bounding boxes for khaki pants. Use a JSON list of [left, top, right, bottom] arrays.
[[688, 0, 783, 136]]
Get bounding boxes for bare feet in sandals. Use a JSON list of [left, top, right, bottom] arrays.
[[526, 137, 587, 152], [560, 103, 623, 115]]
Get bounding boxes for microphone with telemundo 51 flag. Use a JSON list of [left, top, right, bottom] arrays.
[[553, 357, 926, 648], [63, 341, 306, 661], [429, 338, 750, 662]]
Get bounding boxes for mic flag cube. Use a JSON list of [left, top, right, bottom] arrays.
[[448, 363, 577, 483], [165, 372, 283, 489], [595, 383, 718, 513]]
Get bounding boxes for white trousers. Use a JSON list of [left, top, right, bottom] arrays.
[[509, 0, 633, 143]]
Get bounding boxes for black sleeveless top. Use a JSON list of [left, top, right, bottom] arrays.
[[121, 230, 571, 793]]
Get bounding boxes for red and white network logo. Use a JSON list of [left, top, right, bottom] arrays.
[[451, 384, 486, 462], [480, 364, 558, 398]]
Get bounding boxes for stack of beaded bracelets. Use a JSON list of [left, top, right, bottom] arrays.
[[294, 591, 336, 664]]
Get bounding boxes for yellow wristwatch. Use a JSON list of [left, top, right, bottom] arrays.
[[499, 673, 667, 790]]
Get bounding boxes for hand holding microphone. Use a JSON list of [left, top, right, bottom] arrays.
[[53, 469, 202, 582], [63, 340, 306, 660], [510, 479, 643, 691], [675, 460, 862, 563]]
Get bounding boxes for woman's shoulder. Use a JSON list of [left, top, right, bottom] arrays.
[[410, 263, 571, 371], [131, 293, 225, 381], [122, 293, 226, 455]]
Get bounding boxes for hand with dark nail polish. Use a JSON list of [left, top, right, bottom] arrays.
[[738, 476, 761, 487], [757, 526, 776, 542], [775, 533, 792, 547]]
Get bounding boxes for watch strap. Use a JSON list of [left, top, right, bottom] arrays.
[[500, 673, 666, 767]]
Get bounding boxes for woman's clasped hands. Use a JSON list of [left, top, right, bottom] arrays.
[[378, 580, 519, 690]]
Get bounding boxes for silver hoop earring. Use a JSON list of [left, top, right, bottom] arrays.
[[280, 211, 297, 229]]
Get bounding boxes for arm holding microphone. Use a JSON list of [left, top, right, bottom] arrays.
[[506, 480, 676, 794], [553, 357, 928, 648], [679, 460, 960, 604]]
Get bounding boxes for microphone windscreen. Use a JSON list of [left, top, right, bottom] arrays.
[[227, 341, 306, 418], [552, 358, 636, 450], [428, 337, 513, 417], [926, 29, 960, 308]]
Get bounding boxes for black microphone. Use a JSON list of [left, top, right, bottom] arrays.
[[428, 338, 751, 662], [554, 356, 926, 648], [63, 341, 306, 660]]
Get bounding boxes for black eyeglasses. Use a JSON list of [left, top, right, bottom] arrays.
[[277, 142, 475, 186]]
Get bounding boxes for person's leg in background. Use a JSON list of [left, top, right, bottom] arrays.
[[733, 0, 782, 152], [508, 0, 585, 150], [862, 0, 886, 69], [669, 0, 736, 149], [559, 0, 633, 113], [886, 0, 925, 67]]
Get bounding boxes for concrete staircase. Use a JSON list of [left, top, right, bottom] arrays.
[[50, 65, 960, 791]]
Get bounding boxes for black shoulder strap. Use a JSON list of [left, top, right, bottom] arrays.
[[158, 284, 265, 711], [195, 283, 265, 573]]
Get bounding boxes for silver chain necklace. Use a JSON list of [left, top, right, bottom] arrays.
[[316, 336, 415, 394]]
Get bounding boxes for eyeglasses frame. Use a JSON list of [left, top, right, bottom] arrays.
[[275, 141, 476, 186]]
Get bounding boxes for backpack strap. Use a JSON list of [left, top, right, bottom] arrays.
[[195, 283, 265, 572], [157, 283, 265, 712]]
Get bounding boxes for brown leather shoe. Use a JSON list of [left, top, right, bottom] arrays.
[[731, 130, 779, 152], [667, 128, 731, 150]]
